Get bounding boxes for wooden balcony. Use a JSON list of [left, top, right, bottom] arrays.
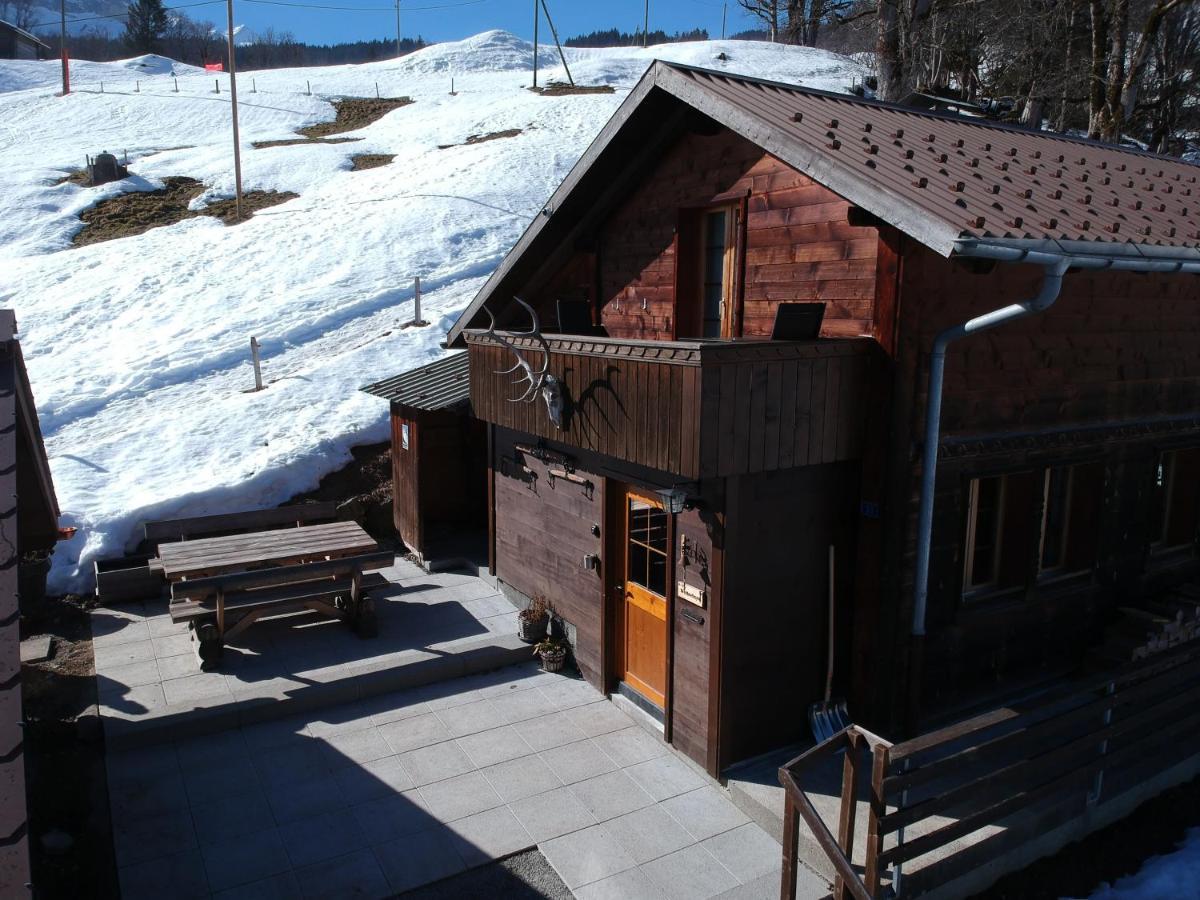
[[465, 332, 880, 480]]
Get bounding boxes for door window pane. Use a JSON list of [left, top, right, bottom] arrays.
[[1039, 467, 1072, 571], [701, 210, 728, 338], [627, 496, 668, 597]]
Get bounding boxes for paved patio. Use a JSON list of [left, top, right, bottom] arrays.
[[107, 661, 831, 899], [91, 558, 529, 749]]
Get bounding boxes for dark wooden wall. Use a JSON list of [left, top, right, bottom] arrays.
[[719, 461, 860, 766], [391, 408, 422, 555], [857, 245, 1200, 731], [491, 427, 607, 687], [523, 129, 879, 341]]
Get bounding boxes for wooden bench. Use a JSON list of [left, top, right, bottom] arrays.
[[169, 550, 394, 667], [145, 501, 338, 548]]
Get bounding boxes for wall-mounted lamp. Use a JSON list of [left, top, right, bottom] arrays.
[[656, 485, 698, 514]]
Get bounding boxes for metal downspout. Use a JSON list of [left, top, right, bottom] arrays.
[[906, 257, 1071, 719]]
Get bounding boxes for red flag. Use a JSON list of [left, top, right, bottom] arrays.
[[205, 62, 224, 72]]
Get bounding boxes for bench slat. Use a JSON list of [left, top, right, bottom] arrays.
[[171, 551, 394, 601], [145, 501, 338, 543]]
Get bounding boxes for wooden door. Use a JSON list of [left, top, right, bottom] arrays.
[[620, 487, 670, 708]]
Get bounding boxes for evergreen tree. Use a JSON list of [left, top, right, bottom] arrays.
[[124, 0, 169, 54]]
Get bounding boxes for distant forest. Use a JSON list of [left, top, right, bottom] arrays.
[[564, 28, 708, 48]]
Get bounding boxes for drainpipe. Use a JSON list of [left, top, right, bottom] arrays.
[[906, 256, 1071, 729]]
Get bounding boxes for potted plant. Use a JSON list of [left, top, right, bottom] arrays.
[[533, 636, 569, 673], [518, 594, 552, 643]]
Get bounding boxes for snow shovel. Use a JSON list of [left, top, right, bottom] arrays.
[[809, 544, 851, 743]]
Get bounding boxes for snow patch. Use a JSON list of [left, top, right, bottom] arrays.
[[1088, 827, 1200, 899]]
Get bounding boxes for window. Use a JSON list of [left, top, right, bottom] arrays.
[[700, 209, 734, 338], [964, 475, 1005, 590], [1038, 467, 1072, 572], [1038, 462, 1103, 578], [675, 205, 740, 339], [1151, 449, 1200, 551], [627, 497, 668, 596]]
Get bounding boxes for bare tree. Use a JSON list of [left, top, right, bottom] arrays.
[[11, 0, 37, 31], [739, 0, 782, 40]]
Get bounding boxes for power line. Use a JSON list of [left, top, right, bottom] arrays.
[[241, 0, 485, 11], [30, 0, 224, 31]]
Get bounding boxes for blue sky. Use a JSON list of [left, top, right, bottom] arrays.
[[225, 0, 762, 47]]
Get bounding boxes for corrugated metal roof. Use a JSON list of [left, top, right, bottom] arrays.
[[445, 62, 1199, 347], [667, 64, 1198, 251], [360, 351, 470, 411]]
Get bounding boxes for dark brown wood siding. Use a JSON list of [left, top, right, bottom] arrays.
[[719, 461, 861, 766], [491, 427, 607, 687], [391, 408, 421, 555], [523, 129, 879, 342]]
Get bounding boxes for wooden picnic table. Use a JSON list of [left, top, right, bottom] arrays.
[[156, 520, 379, 581]]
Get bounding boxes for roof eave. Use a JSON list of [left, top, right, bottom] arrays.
[[953, 236, 1200, 273]]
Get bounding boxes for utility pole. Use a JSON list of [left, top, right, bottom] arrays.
[[721, 2, 727, 40], [643, 0, 649, 47], [539, 0, 573, 85], [59, 0, 69, 95], [394, 0, 401, 58], [531, 0, 538, 88], [226, 0, 244, 220]]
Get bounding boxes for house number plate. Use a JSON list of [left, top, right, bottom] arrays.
[[677, 581, 706, 608]]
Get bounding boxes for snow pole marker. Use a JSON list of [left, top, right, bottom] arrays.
[[250, 337, 264, 391], [214, 78, 220, 94], [375, 81, 380, 99], [252, 78, 257, 94], [173, 76, 178, 92], [306, 80, 311, 96], [135, 80, 139, 93], [409, 277, 428, 327]]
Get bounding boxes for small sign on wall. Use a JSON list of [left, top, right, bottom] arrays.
[[677, 580, 706, 608], [401, 423, 410, 450]]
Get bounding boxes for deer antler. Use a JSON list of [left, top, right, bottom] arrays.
[[483, 298, 551, 403]]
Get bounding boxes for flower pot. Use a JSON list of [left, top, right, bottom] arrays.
[[518, 614, 549, 644], [539, 648, 567, 673]]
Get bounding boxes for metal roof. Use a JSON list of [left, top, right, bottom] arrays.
[[445, 61, 1199, 347], [0, 19, 51, 49], [360, 351, 470, 411]]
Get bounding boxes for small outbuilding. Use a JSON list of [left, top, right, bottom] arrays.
[[361, 352, 487, 565], [0, 20, 50, 60]]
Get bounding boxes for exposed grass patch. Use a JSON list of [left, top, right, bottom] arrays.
[[299, 96, 414, 138], [349, 153, 396, 171], [438, 128, 523, 150], [253, 136, 363, 149], [529, 82, 615, 96], [54, 169, 91, 187], [73, 176, 297, 246]]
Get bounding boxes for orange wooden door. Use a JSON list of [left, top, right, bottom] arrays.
[[621, 488, 669, 708]]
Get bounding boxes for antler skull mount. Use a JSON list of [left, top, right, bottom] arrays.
[[484, 298, 565, 429]]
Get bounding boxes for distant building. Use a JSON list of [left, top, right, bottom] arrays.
[[0, 19, 50, 60]]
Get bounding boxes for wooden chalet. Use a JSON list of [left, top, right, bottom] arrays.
[[375, 62, 1200, 781], [0, 311, 62, 896]]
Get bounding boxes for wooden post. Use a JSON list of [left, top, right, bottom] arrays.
[[252, 78, 257, 93], [306, 79, 311, 96], [59, 0, 69, 95], [375, 81, 380, 99], [411, 277, 427, 326], [863, 742, 891, 897], [780, 792, 800, 900], [174, 76, 178, 92], [135, 80, 139, 93], [835, 731, 861, 900], [214, 78, 220, 93], [250, 337, 263, 391]]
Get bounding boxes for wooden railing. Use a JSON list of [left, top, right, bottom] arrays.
[[779, 641, 1200, 899]]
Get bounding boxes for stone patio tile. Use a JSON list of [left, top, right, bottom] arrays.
[[200, 826, 290, 893], [157, 652, 202, 681], [162, 672, 234, 707], [334, 754, 415, 804], [480, 610, 519, 637], [491, 686, 559, 724], [174, 727, 250, 768], [480, 754, 563, 803], [374, 825, 467, 893], [540, 738, 618, 785], [570, 770, 655, 822], [107, 743, 181, 782], [296, 848, 392, 900], [212, 871, 302, 900], [109, 768, 189, 817], [518, 709, 591, 752], [153, 632, 196, 659], [266, 776, 348, 824], [321, 726, 393, 769], [456, 724, 533, 768], [418, 770, 504, 821], [701, 823, 781, 884], [593, 726, 670, 768], [541, 823, 637, 889], [113, 806, 198, 866], [183, 753, 260, 803], [119, 848, 210, 900], [99, 682, 169, 718], [240, 714, 311, 751], [277, 808, 367, 866], [254, 739, 331, 789], [462, 593, 517, 619], [377, 712, 451, 754], [607, 803, 697, 865], [191, 791, 276, 847], [711, 872, 785, 899], [624, 755, 707, 802], [539, 676, 604, 709], [447, 804, 535, 866], [567, 701, 638, 737], [95, 638, 156, 670], [92, 619, 152, 647], [640, 844, 739, 900], [146, 614, 185, 638], [98, 658, 162, 694], [660, 787, 750, 842], [434, 697, 506, 737], [574, 866, 668, 900], [366, 695, 433, 728], [399, 739, 475, 786], [508, 785, 598, 843], [350, 790, 433, 844]]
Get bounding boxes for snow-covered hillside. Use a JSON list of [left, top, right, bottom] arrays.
[[0, 31, 866, 592], [1088, 827, 1200, 898]]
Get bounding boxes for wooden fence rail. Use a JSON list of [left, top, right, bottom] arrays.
[[779, 641, 1200, 899]]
